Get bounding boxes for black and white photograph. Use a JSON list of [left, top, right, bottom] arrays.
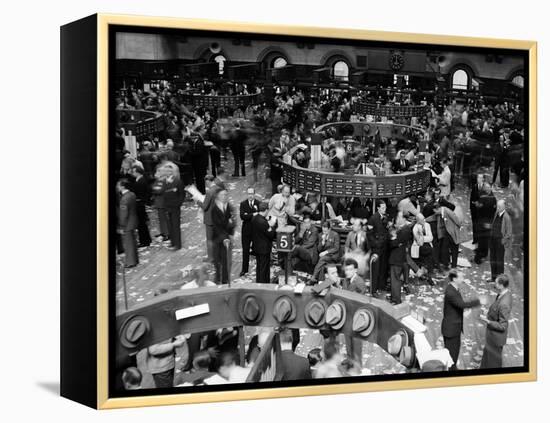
[[111, 25, 529, 396]]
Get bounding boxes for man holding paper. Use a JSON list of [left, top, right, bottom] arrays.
[[441, 269, 481, 370], [480, 274, 513, 368]]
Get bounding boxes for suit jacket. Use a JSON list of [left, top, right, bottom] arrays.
[[485, 290, 513, 347], [470, 182, 484, 212], [392, 158, 410, 173], [343, 274, 367, 295], [345, 230, 368, 253], [211, 203, 235, 243], [279, 350, 312, 381], [318, 230, 341, 259], [367, 212, 389, 252], [118, 191, 138, 231], [478, 194, 497, 229], [199, 186, 222, 226], [251, 214, 276, 255], [388, 225, 413, 265], [436, 166, 452, 196], [441, 283, 480, 337], [132, 175, 151, 203], [240, 199, 260, 236], [491, 211, 513, 249], [350, 198, 372, 219], [439, 206, 463, 244], [162, 178, 184, 208], [295, 225, 319, 263]]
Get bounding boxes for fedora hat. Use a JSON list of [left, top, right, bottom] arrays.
[[304, 298, 327, 328], [119, 315, 150, 348], [421, 359, 447, 372], [352, 308, 375, 338], [326, 300, 347, 330], [238, 294, 265, 325], [273, 296, 297, 324], [399, 346, 414, 367], [387, 329, 409, 356]]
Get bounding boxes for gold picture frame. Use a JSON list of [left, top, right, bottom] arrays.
[[61, 13, 537, 409]]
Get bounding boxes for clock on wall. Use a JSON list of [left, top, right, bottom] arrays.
[[389, 52, 405, 70]]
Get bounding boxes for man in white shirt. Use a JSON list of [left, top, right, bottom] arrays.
[[268, 184, 295, 228], [433, 157, 452, 198], [413, 213, 435, 284], [215, 351, 251, 384]]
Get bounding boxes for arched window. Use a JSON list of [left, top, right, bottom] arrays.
[[213, 55, 226, 75], [333, 61, 349, 81], [451, 69, 469, 90], [512, 74, 524, 88], [272, 57, 287, 69]]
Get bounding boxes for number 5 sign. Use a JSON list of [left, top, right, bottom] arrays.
[[276, 232, 294, 252]]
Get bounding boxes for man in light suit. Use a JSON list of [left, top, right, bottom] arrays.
[[239, 187, 260, 276], [480, 274, 513, 368], [309, 221, 341, 284], [117, 178, 139, 268], [489, 200, 513, 282], [433, 157, 452, 198], [441, 269, 481, 370], [344, 219, 368, 254]]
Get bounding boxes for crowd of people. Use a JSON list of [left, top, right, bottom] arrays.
[[120, 326, 370, 390], [114, 79, 525, 388]]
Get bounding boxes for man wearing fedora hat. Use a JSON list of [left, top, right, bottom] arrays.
[[441, 269, 481, 370]]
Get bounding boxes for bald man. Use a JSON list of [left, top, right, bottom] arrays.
[[489, 199, 513, 282]]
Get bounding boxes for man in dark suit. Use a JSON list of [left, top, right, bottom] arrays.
[[480, 274, 513, 369], [470, 173, 485, 245], [441, 269, 481, 370], [489, 199, 513, 282], [239, 187, 260, 276], [162, 167, 185, 250], [290, 211, 319, 272], [388, 222, 413, 304], [279, 329, 312, 381], [131, 165, 151, 247], [391, 150, 410, 173], [186, 131, 210, 194], [310, 221, 341, 284], [492, 135, 510, 188], [194, 176, 222, 262], [230, 122, 247, 177], [350, 197, 372, 220], [251, 202, 277, 284], [475, 183, 497, 264], [117, 178, 139, 268], [367, 200, 390, 294], [211, 189, 236, 284], [343, 258, 367, 294]]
